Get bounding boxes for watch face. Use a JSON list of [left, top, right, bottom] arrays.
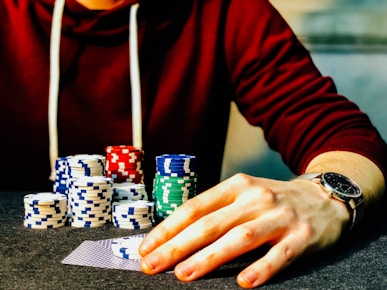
[[321, 172, 362, 198]]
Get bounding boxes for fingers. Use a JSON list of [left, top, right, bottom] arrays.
[[172, 205, 302, 282], [139, 189, 230, 257], [140, 192, 259, 275], [237, 223, 311, 288], [139, 174, 251, 257]]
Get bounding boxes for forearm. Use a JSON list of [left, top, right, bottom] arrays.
[[304, 151, 385, 208]]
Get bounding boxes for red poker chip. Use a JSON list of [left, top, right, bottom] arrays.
[[106, 170, 144, 177], [106, 152, 143, 162], [105, 163, 143, 171], [105, 145, 143, 154]]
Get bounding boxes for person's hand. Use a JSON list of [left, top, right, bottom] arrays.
[[139, 173, 350, 288]]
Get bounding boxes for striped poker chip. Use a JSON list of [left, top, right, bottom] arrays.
[[71, 204, 111, 214], [112, 182, 148, 201], [72, 214, 111, 222], [24, 192, 67, 206], [112, 200, 154, 213], [67, 154, 106, 177], [110, 236, 144, 260], [105, 145, 143, 154], [113, 221, 153, 230], [70, 176, 113, 187], [23, 219, 66, 229], [70, 219, 110, 228], [152, 154, 198, 220], [71, 211, 111, 220], [70, 197, 112, 206]]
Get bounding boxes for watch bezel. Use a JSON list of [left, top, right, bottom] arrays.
[[320, 172, 362, 199]]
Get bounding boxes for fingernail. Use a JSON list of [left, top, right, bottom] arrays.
[[140, 238, 155, 255], [240, 270, 258, 285], [142, 255, 159, 273], [176, 260, 196, 278]]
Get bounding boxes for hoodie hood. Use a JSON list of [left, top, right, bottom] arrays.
[[36, 0, 190, 42]]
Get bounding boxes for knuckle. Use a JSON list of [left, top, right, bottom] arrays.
[[230, 225, 256, 245], [277, 206, 297, 222], [261, 257, 275, 275], [230, 173, 254, 187], [260, 188, 277, 205], [298, 221, 314, 240], [282, 245, 296, 263], [180, 198, 203, 219], [199, 214, 221, 234]]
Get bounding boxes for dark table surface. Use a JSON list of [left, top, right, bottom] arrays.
[[1, 191, 387, 290]]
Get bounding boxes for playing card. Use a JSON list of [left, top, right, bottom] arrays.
[[61, 234, 146, 271]]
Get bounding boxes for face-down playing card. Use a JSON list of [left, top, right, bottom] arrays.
[[61, 234, 146, 271]]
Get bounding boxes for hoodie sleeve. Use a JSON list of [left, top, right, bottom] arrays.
[[223, 0, 387, 182]]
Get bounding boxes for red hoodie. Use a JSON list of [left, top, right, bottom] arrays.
[[1, 0, 386, 193]]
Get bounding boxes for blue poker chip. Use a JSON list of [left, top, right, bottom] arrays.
[[156, 154, 196, 161]]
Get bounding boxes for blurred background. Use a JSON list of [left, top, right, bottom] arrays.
[[221, 0, 387, 181]]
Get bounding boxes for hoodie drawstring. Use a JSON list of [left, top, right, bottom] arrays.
[[48, 1, 142, 181], [48, 0, 65, 181], [129, 3, 142, 150]]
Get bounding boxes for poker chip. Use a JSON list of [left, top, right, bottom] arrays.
[[68, 176, 113, 228], [67, 154, 106, 178], [105, 145, 144, 184], [70, 219, 110, 228], [112, 182, 148, 201], [111, 236, 144, 260], [153, 154, 198, 220], [112, 200, 154, 229], [23, 192, 67, 229]]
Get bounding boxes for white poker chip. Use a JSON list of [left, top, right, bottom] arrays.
[[23, 219, 65, 229], [24, 192, 67, 206], [111, 236, 144, 260], [113, 200, 154, 210], [67, 154, 106, 166], [70, 176, 113, 186], [70, 219, 110, 228], [113, 221, 153, 230]]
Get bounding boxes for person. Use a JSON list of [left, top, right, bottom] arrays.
[[1, 0, 386, 288]]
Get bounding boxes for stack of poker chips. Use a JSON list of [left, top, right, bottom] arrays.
[[23, 192, 67, 229], [152, 154, 198, 220], [105, 145, 144, 184], [53, 156, 72, 195], [53, 154, 107, 219], [112, 200, 155, 229], [68, 176, 113, 228], [112, 182, 148, 201], [111, 236, 144, 260]]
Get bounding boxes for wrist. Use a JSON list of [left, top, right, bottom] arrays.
[[296, 172, 365, 233]]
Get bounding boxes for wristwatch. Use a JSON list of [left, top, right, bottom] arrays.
[[297, 172, 365, 232]]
